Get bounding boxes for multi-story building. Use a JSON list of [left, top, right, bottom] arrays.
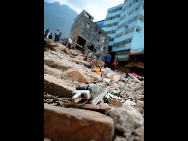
[[70, 10, 110, 61], [102, 0, 144, 61]]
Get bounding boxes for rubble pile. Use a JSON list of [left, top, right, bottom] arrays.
[[44, 38, 144, 141]]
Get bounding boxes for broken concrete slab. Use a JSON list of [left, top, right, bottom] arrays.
[[134, 125, 144, 137], [67, 103, 110, 111], [136, 100, 144, 108], [44, 103, 114, 141], [64, 69, 92, 84], [96, 60, 105, 68], [44, 64, 64, 78], [71, 58, 90, 65], [112, 74, 121, 82], [114, 136, 127, 141], [106, 73, 113, 79], [123, 99, 136, 107], [105, 105, 144, 136], [44, 74, 76, 98], [44, 138, 51, 141]]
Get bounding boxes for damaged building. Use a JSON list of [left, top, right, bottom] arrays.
[[70, 10, 110, 61]]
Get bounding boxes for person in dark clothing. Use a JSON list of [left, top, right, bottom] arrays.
[[54, 30, 59, 42], [112, 53, 119, 71], [49, 33, 53, 39], [44, 28, 50, 38], [58, 32, 62, 42], [105, 53, 111, 68]]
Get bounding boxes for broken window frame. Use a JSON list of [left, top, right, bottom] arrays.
[[85, 13, 91, 19]]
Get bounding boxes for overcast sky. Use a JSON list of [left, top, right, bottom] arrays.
[[44, 0, 124, 22]]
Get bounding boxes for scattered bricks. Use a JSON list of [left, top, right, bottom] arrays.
[[44, 74, 76, 98], [44, 103, 115, 141]]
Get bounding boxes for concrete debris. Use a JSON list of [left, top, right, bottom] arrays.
[[64, 68, 92, 84], [44, 103, 114, 141], [105, 105, 144, 137], [133, 125, 144, 138], [123, 99, 136, 107], [67, 103, 110, 111], [44, 74, 76, 98], [44, 138, 52, 141], [108, 99, 123, 107], [114, 136, 127, 141], [44, 38, 144, 141]]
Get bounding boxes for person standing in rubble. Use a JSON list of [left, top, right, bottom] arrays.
[[54, 30, 59, 42], [68, 37, 72, 49], [44, 28, 50, 38], [58, 32, 62, 42], [105, 52, 111, 68], [112, 53, 119, 71], [49, 33, 53, 39]]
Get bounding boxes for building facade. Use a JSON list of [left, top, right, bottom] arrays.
[[95, 20, 105, 28], [70, 10, 110, 61], [102, 0, 144, 61]]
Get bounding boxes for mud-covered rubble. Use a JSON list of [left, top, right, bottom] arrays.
[[44, 38, 144, 141]]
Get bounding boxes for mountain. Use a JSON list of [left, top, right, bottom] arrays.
[[44, 1, 78, 39]]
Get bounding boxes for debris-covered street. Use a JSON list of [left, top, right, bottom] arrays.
[[44, 38, 144, 141]]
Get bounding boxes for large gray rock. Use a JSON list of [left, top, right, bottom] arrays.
[[105, 105, 144, 136]]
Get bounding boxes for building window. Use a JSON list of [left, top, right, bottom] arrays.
[[139, 15, 144, 22], [107, 6, 122, 14], [116, 49, 130, 55], [97, 45, 103, 51], [100, 36, 105, 42], [85, 13, 91, 19], [109, 38, 114, 41], [105, 38, 109, 42], [92, 34, 96, 41], [84, 21, 90, 28], [82, 29, 88, 36], [135, 26, 142, 33], [117, 14, 144, 30], [98, 36, 101, 42], [94, 27, 97, 32], [113, 38, 133, 48]]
